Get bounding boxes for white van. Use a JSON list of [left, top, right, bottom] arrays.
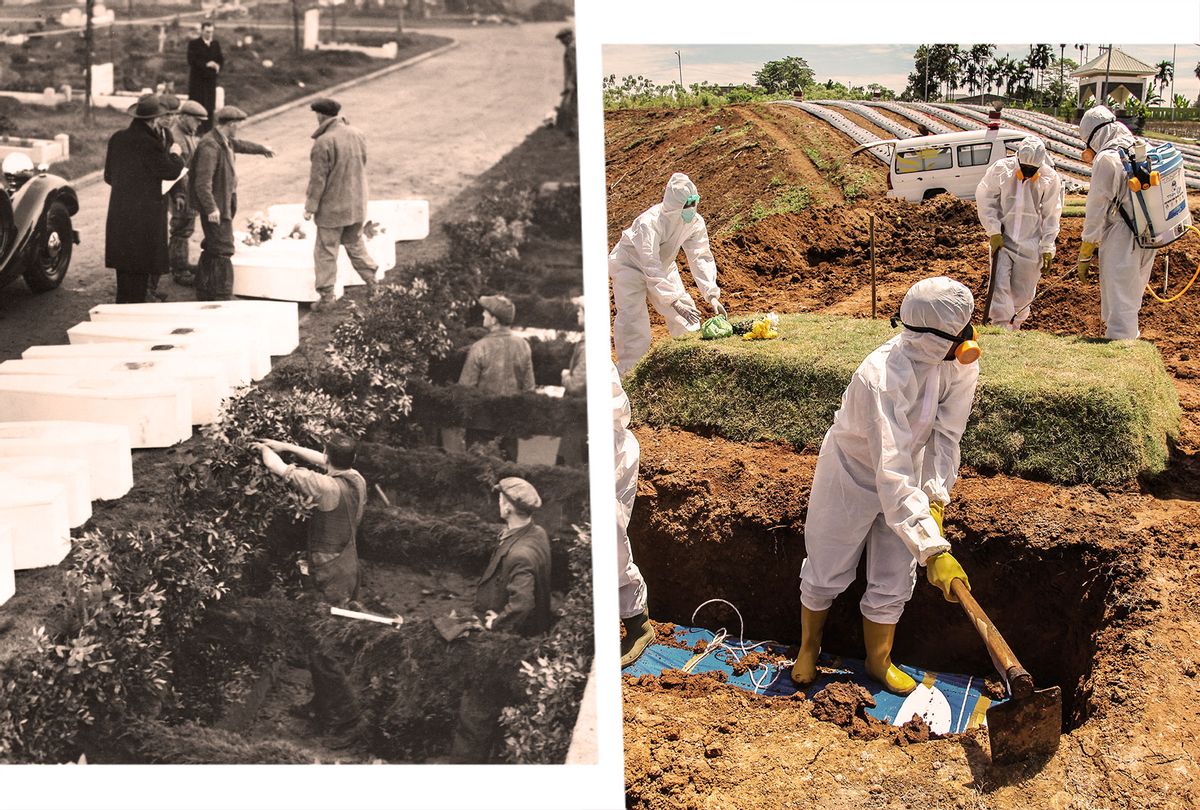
[[855, 128, 1028, 202]]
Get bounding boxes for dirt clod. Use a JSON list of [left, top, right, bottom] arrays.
[[894, 714, 932, 747]]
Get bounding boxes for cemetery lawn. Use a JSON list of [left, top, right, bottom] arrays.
[[0, 28, 449, 179]]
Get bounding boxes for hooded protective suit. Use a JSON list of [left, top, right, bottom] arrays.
[[1080, 107, 1156, 340], [975, 135, 1063, 329], [610, 173, 721, 376], [614, 363, 648, 619], [800, 277, 979, 624]]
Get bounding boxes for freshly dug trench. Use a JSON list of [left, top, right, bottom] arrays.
[[627, 314, 1180, 484], [628, 426, 1140, 732]]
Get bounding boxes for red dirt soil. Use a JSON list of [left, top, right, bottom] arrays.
[[608, 102, 1200, 810]]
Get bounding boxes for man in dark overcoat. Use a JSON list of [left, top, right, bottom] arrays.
[[103, 95, 185, 303], [187, 21, 223, 130], [449, 477, 553, 762]]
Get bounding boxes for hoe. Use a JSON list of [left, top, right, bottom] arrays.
[[950, 578, 1062, 766]]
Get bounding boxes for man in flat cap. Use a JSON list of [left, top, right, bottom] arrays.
[[449, 476, 553, 762], [104, 94, 186, 303], [189, 106, 275, 300], [304, 97, 378, 311], [166, 99, 209, 288], [458, 295, 535, 397]]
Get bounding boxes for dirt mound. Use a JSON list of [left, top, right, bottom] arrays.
[[614, 103, 1200, 809], [810, 681, 887, 740]]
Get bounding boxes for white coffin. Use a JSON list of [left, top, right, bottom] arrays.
[[0, 456, 91, 528], [24, 340, 247, 390], [67, 320, 270, 381], [0, 525, 13, 606], [0, 475, 71, 569], [230, 199, 427, 303], [0, 358, 222, 426], [231, 233, 369, 303], [0, 421, 132, 500], [88, 300, 300, 357], [0, 375, 191, 449]]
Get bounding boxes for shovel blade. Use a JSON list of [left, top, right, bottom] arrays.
[[986, 686, 1063, 766]]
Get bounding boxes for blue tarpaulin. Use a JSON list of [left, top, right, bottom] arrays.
[[623, 624, 1004, 734]]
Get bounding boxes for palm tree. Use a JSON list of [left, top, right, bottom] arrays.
[[1028, 44, 1053, 103], [1010, 59, 1033, 99], [985, 59, 1004, 96], [1154, 60, 1174, 101]]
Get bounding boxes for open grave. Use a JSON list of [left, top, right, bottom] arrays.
[[609, 102, 1200, 809]]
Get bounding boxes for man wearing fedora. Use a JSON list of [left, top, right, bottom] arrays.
[[304, 97, 377, 311], [190, 106, 275, 300], [166, 100, 209, 288], [103, 94, 186, 303], [449, 476, 553, 762]]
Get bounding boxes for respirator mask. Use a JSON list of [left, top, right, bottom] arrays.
[[891, 315, 982, 364], [680, 193, 700, 223]]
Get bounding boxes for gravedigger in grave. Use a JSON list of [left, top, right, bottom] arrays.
[[792, 277, 1060, 765]]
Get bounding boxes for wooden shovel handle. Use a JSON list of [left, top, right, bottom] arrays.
[[949, 578, 1034, 699]]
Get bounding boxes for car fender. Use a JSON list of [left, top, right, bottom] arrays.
[[10, 174, 78, 256]]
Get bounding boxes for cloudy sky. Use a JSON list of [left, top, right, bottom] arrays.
[[601, 44, 1200, 101]]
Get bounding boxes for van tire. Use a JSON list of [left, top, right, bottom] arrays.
[[922, 188, 947, 201]]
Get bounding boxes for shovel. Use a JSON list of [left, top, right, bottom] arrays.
[[981, 242, 998, 326], [950, 579, 1062, 765]]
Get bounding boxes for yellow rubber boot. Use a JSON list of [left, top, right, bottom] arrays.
[[862, 617, 917, 696], [620, 609, 655, 668], [791, 606, 829, 686]]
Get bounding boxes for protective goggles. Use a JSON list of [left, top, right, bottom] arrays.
[[682, 194, 700, 210], [890, 315, 982, 364]]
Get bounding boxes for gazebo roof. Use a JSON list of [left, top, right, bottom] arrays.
[[1071, 48, 1156, 78]]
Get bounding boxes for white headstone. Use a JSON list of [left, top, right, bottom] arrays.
[[303, 8, 320, 50], [90, 63, 114, 96]]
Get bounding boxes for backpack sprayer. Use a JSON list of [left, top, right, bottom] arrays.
[[1117, 141, 1200, 303]]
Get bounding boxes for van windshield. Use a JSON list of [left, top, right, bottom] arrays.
[[895, 146, 952, 173]]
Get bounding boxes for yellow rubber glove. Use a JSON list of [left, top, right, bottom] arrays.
[[926, 552, 969, 602], [928, 500, 945, 536], [1077, 241, 1097, 282], [988, 233, 1004, 255], [1042, 253, 1053, 272]]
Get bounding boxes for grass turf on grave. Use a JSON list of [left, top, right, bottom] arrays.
[[625, 314, 1181, 486]]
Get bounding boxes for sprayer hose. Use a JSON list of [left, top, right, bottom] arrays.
[[1145, 225, 1200, 304]]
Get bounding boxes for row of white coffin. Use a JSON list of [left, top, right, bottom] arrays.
[[0, 300, 303, 604], [0, 300, 300, 449], [0, 419, 134, 604]]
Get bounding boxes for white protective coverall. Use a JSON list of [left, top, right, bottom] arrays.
[[800, 277, 980, 624], [609, 172, 721, 376], [613, 363, 648, 618], [975, 135, 1063, 329], [1080, 110, 1157, 340]]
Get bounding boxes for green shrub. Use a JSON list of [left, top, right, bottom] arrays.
[[626, 314, 1181, 484], [358, 505, 501, 573], [116, 720, 317, 764]]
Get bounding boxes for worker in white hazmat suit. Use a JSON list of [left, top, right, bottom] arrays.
[[1076, 105, 1157, 340], [975, 135, 1063, 329], [793, 277, 978, 696], [614, 363, 654, 666], [610, 172, 725, 376]]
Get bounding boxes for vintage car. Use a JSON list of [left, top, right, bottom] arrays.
[[0, 152, 79, 294]]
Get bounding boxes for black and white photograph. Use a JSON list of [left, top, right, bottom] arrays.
[[0, 0, 611, 803]]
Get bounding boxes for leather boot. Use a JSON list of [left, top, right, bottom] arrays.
[[169, 237, 195, 287], [194, 254, 212, 301], [863, 617, 917, 696], [619, 608, 654, 668], [212, 257, 234, 300], [311, 289, 338, 312], [145, 273, 168, 302], [791, 605, 829, 687]]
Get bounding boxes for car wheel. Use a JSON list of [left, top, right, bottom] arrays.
[[22, 200, 73, 293], [922, 188, 947, 201]]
